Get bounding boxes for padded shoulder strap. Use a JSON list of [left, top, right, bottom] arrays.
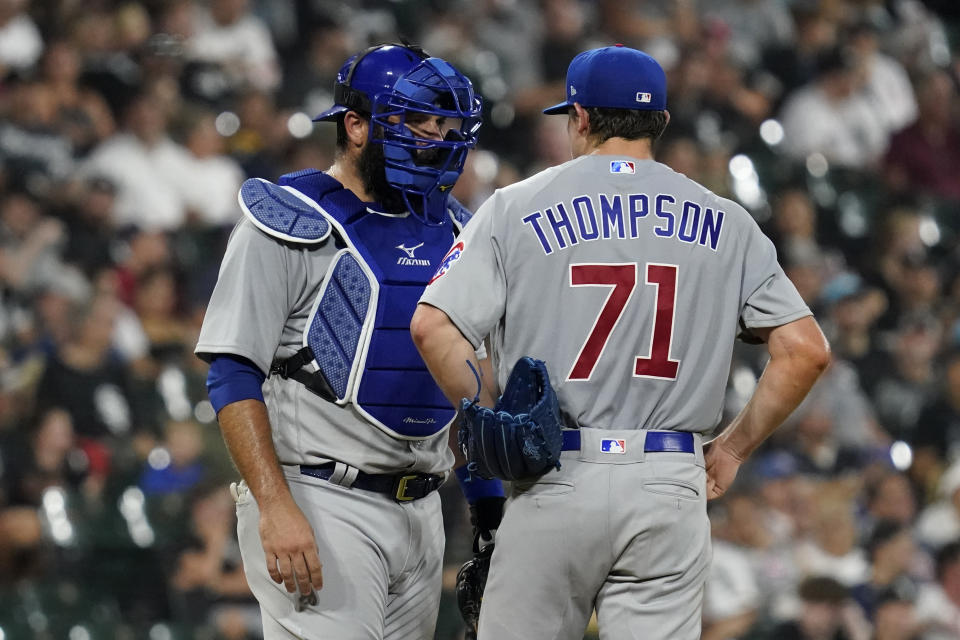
[[446, 195, 472, 232], [238, 178, 331, 243]]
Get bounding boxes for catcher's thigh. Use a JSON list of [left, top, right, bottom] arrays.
[[234, 467, 444, 640]]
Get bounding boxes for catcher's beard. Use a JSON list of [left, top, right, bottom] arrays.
[[357, 139, 408, 215]]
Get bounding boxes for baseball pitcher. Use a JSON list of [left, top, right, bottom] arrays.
[[412, 45, 830, 640]]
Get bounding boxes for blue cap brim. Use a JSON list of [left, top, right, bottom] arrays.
[[543, 101, 572, 115], [312, 105, 349, 122]]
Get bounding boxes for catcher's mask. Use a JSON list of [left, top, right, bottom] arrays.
[[314, 44, 482, 225]]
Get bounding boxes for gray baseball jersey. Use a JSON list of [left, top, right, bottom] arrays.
[[196, 218, 453, 475], [421, 156, 810, 433]]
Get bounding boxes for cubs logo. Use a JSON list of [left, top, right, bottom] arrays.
[[428, 241, 464, 284]]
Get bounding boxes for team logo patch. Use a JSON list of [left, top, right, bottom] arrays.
[[636, 92, 652, 103], [601, 439, 626, 454], [428, 241, 464, 284], [610, 160, 635, 174]]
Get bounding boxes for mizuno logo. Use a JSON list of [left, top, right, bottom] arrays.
[[403, 417, 436, 424], [397, 242, 424, 258], [396, 242, 431, 266]]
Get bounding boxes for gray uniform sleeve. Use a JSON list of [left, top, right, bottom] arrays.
[[739, 219, 810, 330], [419, 192, 506, 349], [195, 219, 293, 373]]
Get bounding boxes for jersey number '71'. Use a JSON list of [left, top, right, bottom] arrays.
[[567, 262, 680, 382]]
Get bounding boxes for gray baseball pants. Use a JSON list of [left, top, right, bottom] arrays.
[[477, 428, 711, 640], [234, 464, 444, 639]]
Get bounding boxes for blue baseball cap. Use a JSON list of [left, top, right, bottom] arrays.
[[543, 45, 667, 115]]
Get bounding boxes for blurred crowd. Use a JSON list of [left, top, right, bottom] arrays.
[[0, 0, 958, 638]]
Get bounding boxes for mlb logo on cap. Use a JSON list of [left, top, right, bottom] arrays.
[[543, 45, 666, 115], [610, 160, 635, 174], [601, 439, 626, 454]]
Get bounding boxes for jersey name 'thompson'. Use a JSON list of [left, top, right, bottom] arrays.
[[521, 193, 725, 256]]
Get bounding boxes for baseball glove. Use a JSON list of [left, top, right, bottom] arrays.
[[459, 356, 564, 481], [456, 494, 503, 637], [456, 544, 491, 639]]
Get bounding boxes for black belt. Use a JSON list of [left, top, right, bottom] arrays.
[[300, 463, 444, 502], [560, 430, 695, 453]]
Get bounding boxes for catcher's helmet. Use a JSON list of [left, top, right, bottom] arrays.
[[314, 44, 482, 224]]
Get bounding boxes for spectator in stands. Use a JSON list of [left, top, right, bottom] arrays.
[[82, 91, 193, 230], [914, 540, 960, 638], [171, 106, 243, 227], [820, 273, 887, 380], [795, 495, 870, 588], [132, 266, 190, 364], [752, 450, 803, 544], [770, 188, 822, 263], [699, 0, 795, 69], [863, 472, 918, 530], [762, 4, 839, 100], [35, 293, 138, 440], [703, 494, 762, 640], [870, 313, 941, 444], [278, 20, 354, 116], [850, 520, 919, 619], [915, 350, 960, 469], [169, 484, 257, 639], [847, 21, 918, 136], [186, 0, 281, 93], [61, 176, 118, 278], [140, 420, 205, 496], [38, 39, 115, 156], [0, 191, 66, 294], [915, 463, 960, 551], [0, 79, 74, 186], [0, 0, 43, 72], [883, 69, 960, 202], [0, 408, 87, 506], [779, 47, 888, 169], [781, 359, 882, 474], [762, 575, 870, 640], [872, 580, 920, 640]]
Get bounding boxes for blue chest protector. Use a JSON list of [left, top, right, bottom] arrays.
[[238, 169, 471, 439]]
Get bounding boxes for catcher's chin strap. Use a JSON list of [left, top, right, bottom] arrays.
[[270, 346, 337, 402]]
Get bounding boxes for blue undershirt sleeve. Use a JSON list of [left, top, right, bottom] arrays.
[[206, 354, 267, 413]]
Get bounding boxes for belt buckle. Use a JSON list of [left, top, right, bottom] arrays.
[[394, 474, 420, 502]]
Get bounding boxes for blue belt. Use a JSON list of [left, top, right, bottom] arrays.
[[561, 430, 695, 453]]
